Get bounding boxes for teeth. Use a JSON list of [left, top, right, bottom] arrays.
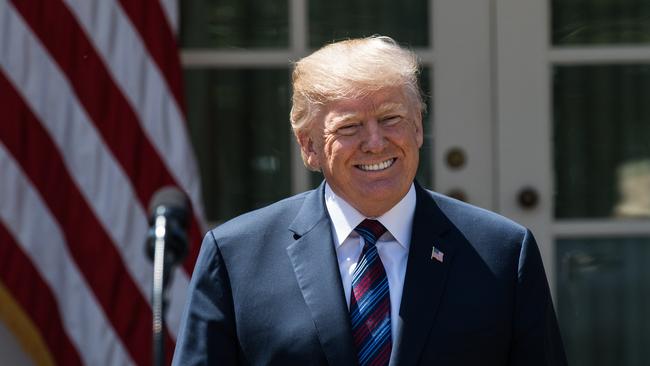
[[358, 159, 395, 171]]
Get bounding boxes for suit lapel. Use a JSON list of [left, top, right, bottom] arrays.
[[393, 183, 457, 366], [286, 183, 357, 366]]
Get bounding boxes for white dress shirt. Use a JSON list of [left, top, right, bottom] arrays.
[[324, 183, 416, 349]]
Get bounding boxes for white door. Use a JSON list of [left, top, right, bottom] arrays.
[[449, 1, 650, 364], [433, 0, 650, 364]]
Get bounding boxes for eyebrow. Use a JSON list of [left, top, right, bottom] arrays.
[[338, 102, 406, 119], [329, 102, 408, 127], [330, 113, 361, 125], [375, 102, 407, 115]]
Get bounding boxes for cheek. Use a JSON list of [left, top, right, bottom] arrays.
[[324, 138, 352, 161], [388, 128, 419, 150], [404, 125, 423, 150], [399, 118, 423, 147]]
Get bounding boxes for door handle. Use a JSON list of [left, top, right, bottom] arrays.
[[517, 187, 539, 209]]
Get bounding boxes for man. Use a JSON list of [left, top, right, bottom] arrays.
[[173, 36, 567, 365]]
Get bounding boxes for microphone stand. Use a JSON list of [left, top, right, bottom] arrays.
[[146, 187, 189, 366], [152, 214, 168, 366]]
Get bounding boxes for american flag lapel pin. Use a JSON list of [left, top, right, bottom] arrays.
[[431, 245, 444, 263]]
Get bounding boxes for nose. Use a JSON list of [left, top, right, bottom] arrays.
[[361, 119, 387, 153]]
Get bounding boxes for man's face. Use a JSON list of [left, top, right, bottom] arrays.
[[299, 87, 423, 217]]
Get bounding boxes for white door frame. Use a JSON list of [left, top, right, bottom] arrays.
[[433, 0, 496, 212], [493, 0, 555, 292], [432, 0, 557, 291]]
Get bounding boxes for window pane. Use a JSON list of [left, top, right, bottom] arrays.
[[180, 0, 289, 48], [185, 68, 292, 222], [552, 0, 650, 44], [556, 237, 650, 366], [553, 65, 650, 219], [309, 0, 429, 48]]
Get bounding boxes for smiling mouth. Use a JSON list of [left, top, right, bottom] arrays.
[[356, 158, 396, 172]]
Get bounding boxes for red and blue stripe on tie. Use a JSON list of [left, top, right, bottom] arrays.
[[350, 219, 391, 366]]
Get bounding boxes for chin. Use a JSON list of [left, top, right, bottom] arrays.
[[366, 177, 408, 193], [358, 184, 403, 204]]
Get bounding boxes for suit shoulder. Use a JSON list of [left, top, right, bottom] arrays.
[[426, 189, 527, 237], [205, 190, 311, 242], [421, 190, 534, 274]]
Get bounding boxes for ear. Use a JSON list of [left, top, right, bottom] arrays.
[[414, 114, 424, 148], [296, 132, 321, 170]]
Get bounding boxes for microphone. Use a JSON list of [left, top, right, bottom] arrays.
[[146, 186, 190, 270], [145, 186, 190, 366]]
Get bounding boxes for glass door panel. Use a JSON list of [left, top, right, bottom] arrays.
[[308, 0, 429, 48], [556, 237, 650, 366], [180, 0, 289, 48], [184, 68, 292, 222], [552, 0, 650, 44], [553, 65, 650, 219]]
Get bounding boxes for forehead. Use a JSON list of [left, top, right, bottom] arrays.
[[324, 88, 410, 119]]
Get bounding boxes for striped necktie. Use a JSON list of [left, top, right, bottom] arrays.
[[350, 219, 391, 366]]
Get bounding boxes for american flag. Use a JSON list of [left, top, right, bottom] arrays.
[[0, 1, 205, 365], [431, 246, 444, 263]]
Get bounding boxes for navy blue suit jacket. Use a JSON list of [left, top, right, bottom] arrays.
[[173, 182, 567, 365]]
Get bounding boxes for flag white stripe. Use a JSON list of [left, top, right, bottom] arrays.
[[0, 142, 134, 366], [0, 1, 187, 337], [159, 0, 179, 34], [63, 0, 205, 226]]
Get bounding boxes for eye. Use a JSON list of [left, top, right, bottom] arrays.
[[336, 124, 360, 136], [380, 115, 402, 126]]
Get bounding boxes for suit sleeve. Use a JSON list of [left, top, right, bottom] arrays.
[[508, 229, 568, 366], [172, 231, 240, 366]]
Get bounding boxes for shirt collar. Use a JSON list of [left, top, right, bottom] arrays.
[[324, 183, 416, 249]]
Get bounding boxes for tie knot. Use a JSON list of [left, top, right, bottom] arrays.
[[354, 219, 387, 245]]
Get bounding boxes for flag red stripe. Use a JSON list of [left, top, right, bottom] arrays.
[[11, 0, 171, 208], [117, 0, 186, 114], [0, 72, 174, 365], [185, 215, 201, 271], [10, 0, 201, 272], [0, 222, 83, 366]]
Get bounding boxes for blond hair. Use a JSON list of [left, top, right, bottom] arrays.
[[290, 36, 424, 139]]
